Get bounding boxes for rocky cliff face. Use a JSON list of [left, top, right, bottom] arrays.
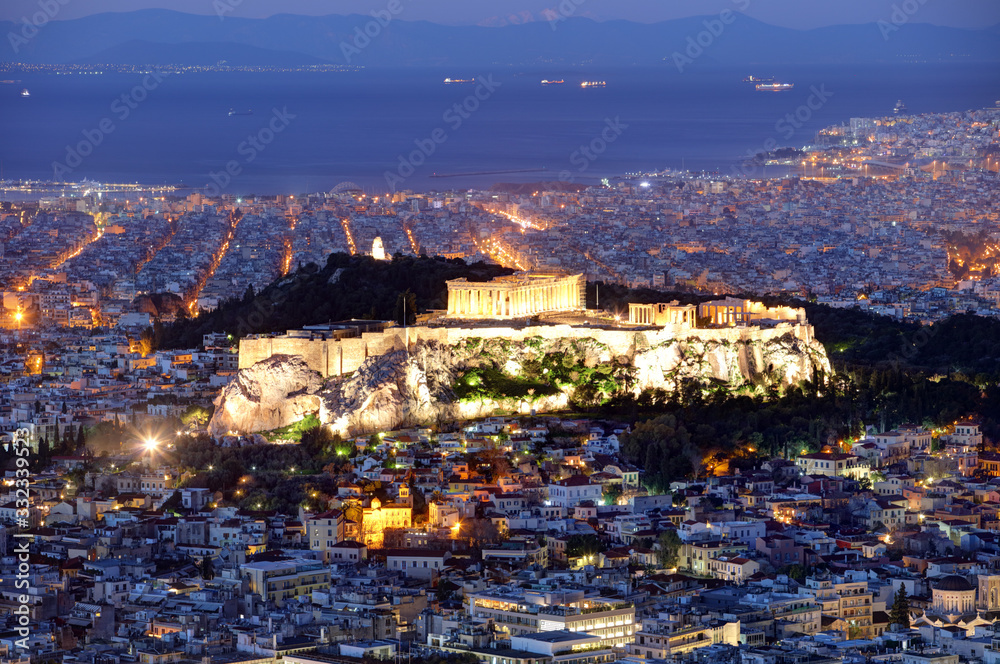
[[210, 332, 831, 437], [208, 354, 323, 436]]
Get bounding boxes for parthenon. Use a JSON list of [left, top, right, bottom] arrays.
[[445, 271, 586, 319]]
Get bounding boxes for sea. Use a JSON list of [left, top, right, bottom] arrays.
[[1, 63, 998, 195]]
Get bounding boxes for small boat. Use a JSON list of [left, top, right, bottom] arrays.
[[20, 88, 30, 97], [228, 108, 253, 116]]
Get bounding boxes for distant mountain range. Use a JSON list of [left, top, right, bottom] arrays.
[[3, 9, 999, 67]]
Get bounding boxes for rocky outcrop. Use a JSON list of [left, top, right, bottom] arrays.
[[211, 330, 832, 438], [208, 354, 323, 436], [632, 333, 832, 394]]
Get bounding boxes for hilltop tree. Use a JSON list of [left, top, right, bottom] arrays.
[[395, 289, 417, 326]]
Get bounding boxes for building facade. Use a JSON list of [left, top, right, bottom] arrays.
[[445, 271, 585, 319]]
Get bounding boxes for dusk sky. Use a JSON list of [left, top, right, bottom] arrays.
[[3, 0, 999, 29]]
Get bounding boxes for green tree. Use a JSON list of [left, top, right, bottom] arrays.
[[657, 530, 683, 569], [602, 484, 623, 506], [566, 534, 605, 559], [181, 405, 213, 427], [36, 436, 51, 469], [200, 555, 216, 580], [138, 326, 157, 356], [395, 289, 417, 326], [778, 564, 807, 583], [411, 485, 428, 522], [161, 491, 183, 513], [889, 586, 910, 628]]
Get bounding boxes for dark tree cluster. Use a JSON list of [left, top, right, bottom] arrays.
[[159, 253, 513, 348]]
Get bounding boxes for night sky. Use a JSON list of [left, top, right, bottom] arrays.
[[2, 0, 998, 29]]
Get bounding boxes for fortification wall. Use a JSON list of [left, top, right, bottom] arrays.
[[239, 320, 815, 379]]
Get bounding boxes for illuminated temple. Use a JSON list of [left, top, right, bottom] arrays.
[[445, 271, 586, 319]]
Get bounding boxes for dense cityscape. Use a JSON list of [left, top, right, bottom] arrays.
[[2, 2, 1000, 664]]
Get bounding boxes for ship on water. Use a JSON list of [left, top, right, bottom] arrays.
[[894, 99, 908, 114], [580, 81, 606, 88], [228, 108, 253, 116], [443, 78, 474, 84], [20, 88, 30, 97], [743, 75, 775, 83], [541, 79, 565, 85], [756, 82, 794, 92]]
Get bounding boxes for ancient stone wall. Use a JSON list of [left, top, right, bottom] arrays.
[[240, 320, 816, 378]]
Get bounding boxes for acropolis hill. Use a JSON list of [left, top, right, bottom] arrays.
[[210, 272, 832, 437]]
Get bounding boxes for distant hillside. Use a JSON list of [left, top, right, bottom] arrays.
[[4, 9, 999, 66]]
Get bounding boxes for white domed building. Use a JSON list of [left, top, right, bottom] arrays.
[[932, 575, 976, 615], [913, 574, 997, 635]]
